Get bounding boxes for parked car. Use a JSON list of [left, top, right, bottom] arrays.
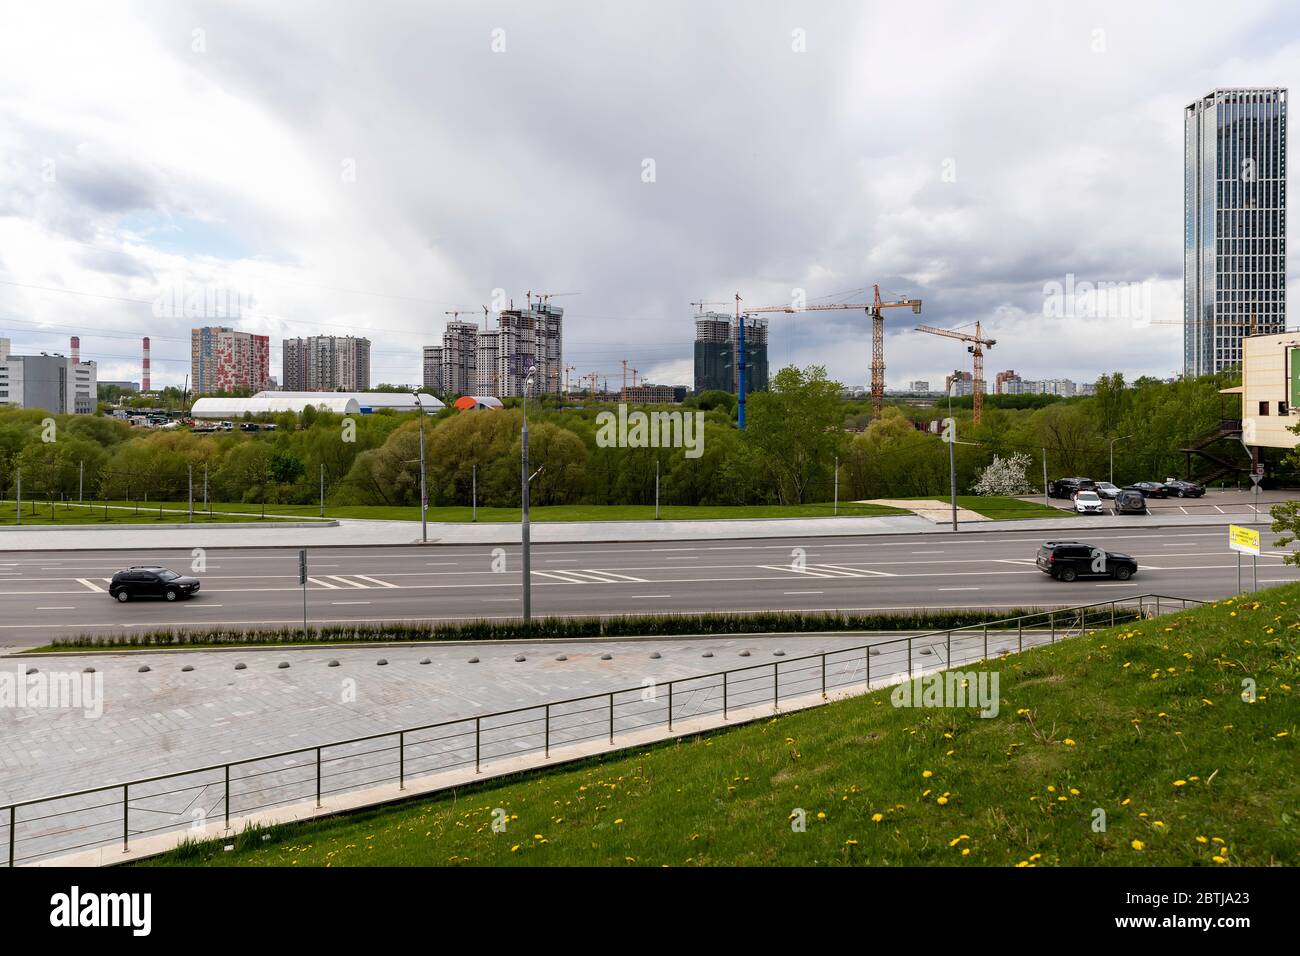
[[1163, 479, 1205, 498], [1094, 481, 1121, 499], [1130, 481, 1169, 498], [1048, 477, 1096, 499], [109, 566, 201, 602], [1072, 490, 1104, 514], [1113, 489, 1149, 515], [1036, 541, 1138, 582]]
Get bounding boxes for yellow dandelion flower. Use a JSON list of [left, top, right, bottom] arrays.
[[1130, 839, 1145, 851], [1196, 836, 1208, 844], [1063, 738, 1076, 746], [922, 770, 933, 779]]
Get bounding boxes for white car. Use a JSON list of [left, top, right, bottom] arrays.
[[1073, 491, 1104, 513], [1095, 481, 1121, 499]]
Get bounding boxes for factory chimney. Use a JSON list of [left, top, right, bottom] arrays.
[[70, 336, 80, 364], [142, 337, 151, 392]]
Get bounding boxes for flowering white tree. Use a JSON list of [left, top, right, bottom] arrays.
[[971, 452, 1034, 497]]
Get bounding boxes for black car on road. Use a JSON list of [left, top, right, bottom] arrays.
[[1048, 477, 1096, 499], [1036, 541, 1138, 582], [1163, 479, 1205, 498], [1130, 481, 1169, 498], [109, 566, 201, 602]]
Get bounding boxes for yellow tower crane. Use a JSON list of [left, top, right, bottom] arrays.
[[915, 321, 997, 425], [744, 284, 922, 417]]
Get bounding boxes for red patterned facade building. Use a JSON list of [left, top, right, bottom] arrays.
[[192, 327, 271, 395]]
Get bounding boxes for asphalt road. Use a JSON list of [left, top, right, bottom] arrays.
[[0, 521, 1294, 646]]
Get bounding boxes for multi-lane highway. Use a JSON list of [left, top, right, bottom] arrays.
[[0, 522, 1294, 646]]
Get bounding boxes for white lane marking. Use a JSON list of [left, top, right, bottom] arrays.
[[533, 570, 595, 584], [327, 575, 370, 588], [759, 564, 833, 578], [815, 564, 896, 577], [665, 557, 699, 561], [628, 594, 672, 599], [354, 575, 399, 589], [186, 604, 224, 608], [484, 597, 519, 602], [307, 577, 341, 589], [330, 601, 372, 605], [581, 570, 650, 583], [36, 606, 77, 610], [910, 551, 946, 555], [937, 587, 980, 591], [1095, 583, 1138, 587], [783, 590, 824, 595], [76, 578, 106, 593]]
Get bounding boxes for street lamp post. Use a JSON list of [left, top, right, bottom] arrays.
[[947, 372, 959, 532], [522, 366, 537, 622], [412, 392, 427, 544], [1108, 435, 1132, 486]]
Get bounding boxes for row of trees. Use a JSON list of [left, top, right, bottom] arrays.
[[0, 367, 1262, 509]]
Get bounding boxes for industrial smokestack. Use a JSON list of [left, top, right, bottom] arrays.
[[142, 336, 151, 392], [70, 336, 80, 364]]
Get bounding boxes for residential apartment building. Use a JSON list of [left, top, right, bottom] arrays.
[[692, 311, 769, 394], [422, 346, 443, 394], [191, 327, 271, 395], [440, 320, 479, 397], [282, 335, 371, 391]]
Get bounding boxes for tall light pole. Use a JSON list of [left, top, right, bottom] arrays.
[[412, 392, 427, 544], [1108, 434, 1132, 486], [521, 365, 537, 622], [947, 372, 959, 532]]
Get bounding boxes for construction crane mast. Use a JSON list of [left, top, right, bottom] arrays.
[[743, 284, 922, 417], [915, 321, 997, 425]]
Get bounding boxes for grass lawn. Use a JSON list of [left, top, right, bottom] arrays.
[[910, 496, 1073, 521], [37, 501, 909, 523], [0, 501, 297, 525], [149, 584, 1299, 867]]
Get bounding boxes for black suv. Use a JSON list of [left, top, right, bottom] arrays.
[[1048, 477, 1096, 499], [109, 567, 201, 602], [1036, 541, 1138, 582]]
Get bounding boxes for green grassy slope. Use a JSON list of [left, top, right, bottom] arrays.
[[148, 587, 1299, 867]]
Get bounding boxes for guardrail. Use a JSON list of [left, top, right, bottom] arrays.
[[1, 593, 1204, 867]]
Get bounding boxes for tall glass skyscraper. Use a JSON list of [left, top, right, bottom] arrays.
[[1184, 88, 1288, 377]]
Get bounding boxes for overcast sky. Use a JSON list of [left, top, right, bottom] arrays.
[[0, 0, 1295, 391]]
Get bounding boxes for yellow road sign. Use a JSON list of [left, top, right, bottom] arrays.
[[1229, 524, 1260, 556]]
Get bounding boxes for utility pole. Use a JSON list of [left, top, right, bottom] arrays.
[[655, 458, 660, 520], [948, 375, 958, 532], [203, 463, 209, 513], [522, 365, 537, 622], [15, 468, 20, 526], [1042, 449, 1049, 506], [413, 392, 427, 544], [833, 456, 839, 516], [187, 464, 193, 522], [319, 463, 325, 518], [78, 460, 84, 504], [472, 463, 477, 522]]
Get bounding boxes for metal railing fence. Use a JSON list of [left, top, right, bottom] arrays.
[[1, 593, 1202, 866]]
